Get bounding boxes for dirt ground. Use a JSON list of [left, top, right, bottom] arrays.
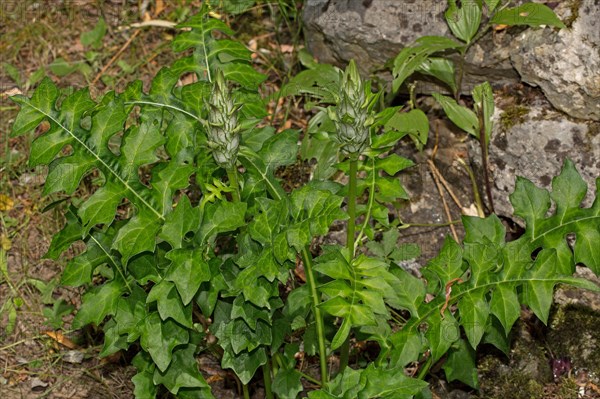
[[0, 1, 300, 397], [2, 2, 600, 399]]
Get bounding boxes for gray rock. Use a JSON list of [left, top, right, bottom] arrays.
[[303, 0, 450, 74], [511, 0, 600, 121], [471, 94, 600, 218], [303, 0, 521, 92], [303, 0, 600, 119]]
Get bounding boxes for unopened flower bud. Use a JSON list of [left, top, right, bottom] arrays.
[[333, 60, 373, 157], [207, 71, 240, 168]]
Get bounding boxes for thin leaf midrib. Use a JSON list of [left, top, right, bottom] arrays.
[[30, 103, 164, 221]]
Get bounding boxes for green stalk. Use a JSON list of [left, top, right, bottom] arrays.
[[301, 246, 328, 385], [227, 166, 241, 202], [347, 159, 358, 257], [339, 158, 358, 374], [263, 361, 274, 399], [242, 384, 250, 399]]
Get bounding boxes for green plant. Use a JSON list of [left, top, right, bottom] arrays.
[[390, 0, 566, 214], [9, 4, 600, 399]]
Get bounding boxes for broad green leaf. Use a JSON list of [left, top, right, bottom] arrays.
[[523, 249, 557, 324], [132, 352, 158, 399], [390, 329, 422, 367], [491, 3, 566, 28], [61, 228, 116, 286], [359, 364, 429, 398], [280, 63, 340, 103], [388, 267, 425, 317], [574, 225, 600, 275], [159, 195, 200, 249], [165, 248, 211, 305], [239, 146, 288, 200], [230, 296, 272, 330], [462, 214, 505, 245], [443, 339, 478, 388], [432, 93, 479, 137], [272, 368, 303, 399], [198, 201, 247, 244], [147, 280, 193, 327], [483, 316, 511, 354], [112, 211, 161, 264], [99, 319, 128, 357], [258, 129, 300, 169], [11, 77, 59, 136], [458, 291, 489, 348], [485, 0, 500, 13], [416, 57, 457, 93], [445, 0, 482, 44], [375, 154, 414, 176], [425, 310, 459, 362], [172, 9, 266, 88], [422, 236, 464, 290], [140, 312, 189, 372], [112, 285, 147, 342], [221, 347, 267, 385], [153, 344, 211, 394], [78, 182, 122, 236], [392, 36, 463, 92], [490, 284, 520, 335], [551, 159, 587, 221], [509, 177, 551, 231], [72, 279, 125, 328]]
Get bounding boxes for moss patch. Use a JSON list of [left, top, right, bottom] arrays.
[[548, 305, 600, 379], [499, 105, 529, 131]]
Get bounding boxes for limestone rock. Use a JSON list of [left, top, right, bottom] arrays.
[[303, 0, 600, 119], [511, 0, 600, 121], [471, 93, 600, 218]]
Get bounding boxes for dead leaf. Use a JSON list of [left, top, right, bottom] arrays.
[[154, 0, 165, 16], [45, 331, 78, 349], [461, 203, 479, 217], [279, 44, 294, 53], [63, 350, 84, 364]]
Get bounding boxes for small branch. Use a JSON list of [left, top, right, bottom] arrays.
[[428, 160, 459, 242], [91, 30, 141, 86], [427, 160, 464, 210]]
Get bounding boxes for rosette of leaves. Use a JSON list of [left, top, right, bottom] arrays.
[[8, 6, 279, 398], [377, 160, 600, 393]]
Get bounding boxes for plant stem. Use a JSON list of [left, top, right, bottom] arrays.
[[227, 166, 241, 202], [301, 246, 328, 386], [339, 158, 359, 374], [457, 158, 485, 217], [354, 158, 376, 250], [347, 159, 358, 258], [478, 112, 495, 214], [243, 384, 250, 399], [263, 361, 274, 399], [455, 51, 466, 101]]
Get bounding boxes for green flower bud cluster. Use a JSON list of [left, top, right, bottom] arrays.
[[329, 60, 376, 158], [207, 71, 240, 168]]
